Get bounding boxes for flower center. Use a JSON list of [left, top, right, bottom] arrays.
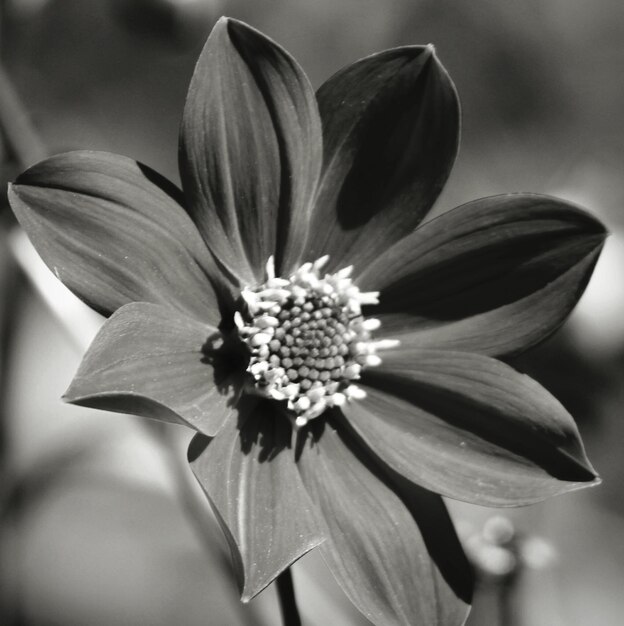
[[235, 256, 398, 426]]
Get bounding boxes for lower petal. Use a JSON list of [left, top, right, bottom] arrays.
[[296, 416, 471, 626], [65, 302, 240, 436], [188, 402, 326, 601], [344, 348, 598, 507]]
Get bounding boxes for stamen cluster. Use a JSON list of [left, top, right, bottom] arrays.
[[235, 256, 398, 426]]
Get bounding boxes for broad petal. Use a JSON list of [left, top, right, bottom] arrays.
[[304, 45, 459, 272], [8, 151, 223, 322], [296, 417, 472, 626], [65, 302, 240, 436], [344, 349, 598, 507], [188, 403, 326, 601], [359, 194, 606, 357], [179, 17, 322, 282]]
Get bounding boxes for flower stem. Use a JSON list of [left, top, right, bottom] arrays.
[[276, 567, 302, 626]]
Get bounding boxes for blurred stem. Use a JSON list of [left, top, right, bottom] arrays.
[[276, 567, 302, 626], [471, 574, 519, 626], [498, 577, 518, 626]]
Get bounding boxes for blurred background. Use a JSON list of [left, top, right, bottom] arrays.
[[1, 0, 623, 624]]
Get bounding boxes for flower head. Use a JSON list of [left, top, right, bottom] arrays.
[[8, 17, 605, 626]]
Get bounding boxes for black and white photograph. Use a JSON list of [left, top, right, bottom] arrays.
[[1, 1, 623, 624]]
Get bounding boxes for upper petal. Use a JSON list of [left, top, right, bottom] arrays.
[[359, 194, 606, 357], [188, 403, 326, 601], [179, 17, 322, 283], [344, 348, 598, 507], [304, 44, 459, 272], [296, 417, 471, 626], [65, 302, 240, 436], [8, 151, 223, 322]]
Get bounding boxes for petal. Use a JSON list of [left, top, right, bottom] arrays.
[[8, 151, 223, 322], [360, 194, 606, 357], [64, 302, 240, 436], [304, 45, 459, 272], [296, 417, 471, 626], [344, 348, 598, 507], [188, 403, 326, 601], [179, 17, 322, 283]]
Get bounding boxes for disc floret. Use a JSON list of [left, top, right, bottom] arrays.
[[235, 257, 398, 426]]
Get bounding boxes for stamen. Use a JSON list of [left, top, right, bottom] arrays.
[[266, 256, 276, 280], [235, 256, 398, 426]]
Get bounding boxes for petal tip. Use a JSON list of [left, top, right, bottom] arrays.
[[544, 457, 601, 501], [567, 447, 600, 483], [6, 182, 18, 207], [558, 473, 602, 500], [61, 382, 78, 404], [214, 15, 230, 28], [222, 15, 246, 29], [207, 15, 233, 42], [239, 587, 254, 604], [219, 16, 263, 43], [61, 386, 88, 407], [239, 536, 325, 602]]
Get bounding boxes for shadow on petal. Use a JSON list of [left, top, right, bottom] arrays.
[[199, 331, 301, 463], [366, 373, 596, 485], [294, 417, 326, 461], [390, 474, 474, 608], [308, 45, 459, 273], [336, 52, 439, 231], [333, 411, 474, 609], [201, 331, 247, 407], [359, 193, 607, 358], [65, 303, 245, 437], [236, 398, 294, 462], [188, 431, 211, 462], [188, 400, 326, 601], [185, 385, 295, 465], [294, 410, 471, 625]]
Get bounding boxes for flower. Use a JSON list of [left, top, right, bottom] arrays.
[[8, 17, 605, 626]]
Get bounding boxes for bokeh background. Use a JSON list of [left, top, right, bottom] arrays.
[[1, 0, 623, 624]]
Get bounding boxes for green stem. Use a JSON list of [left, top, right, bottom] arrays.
[[276, 567, 302, 626]]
